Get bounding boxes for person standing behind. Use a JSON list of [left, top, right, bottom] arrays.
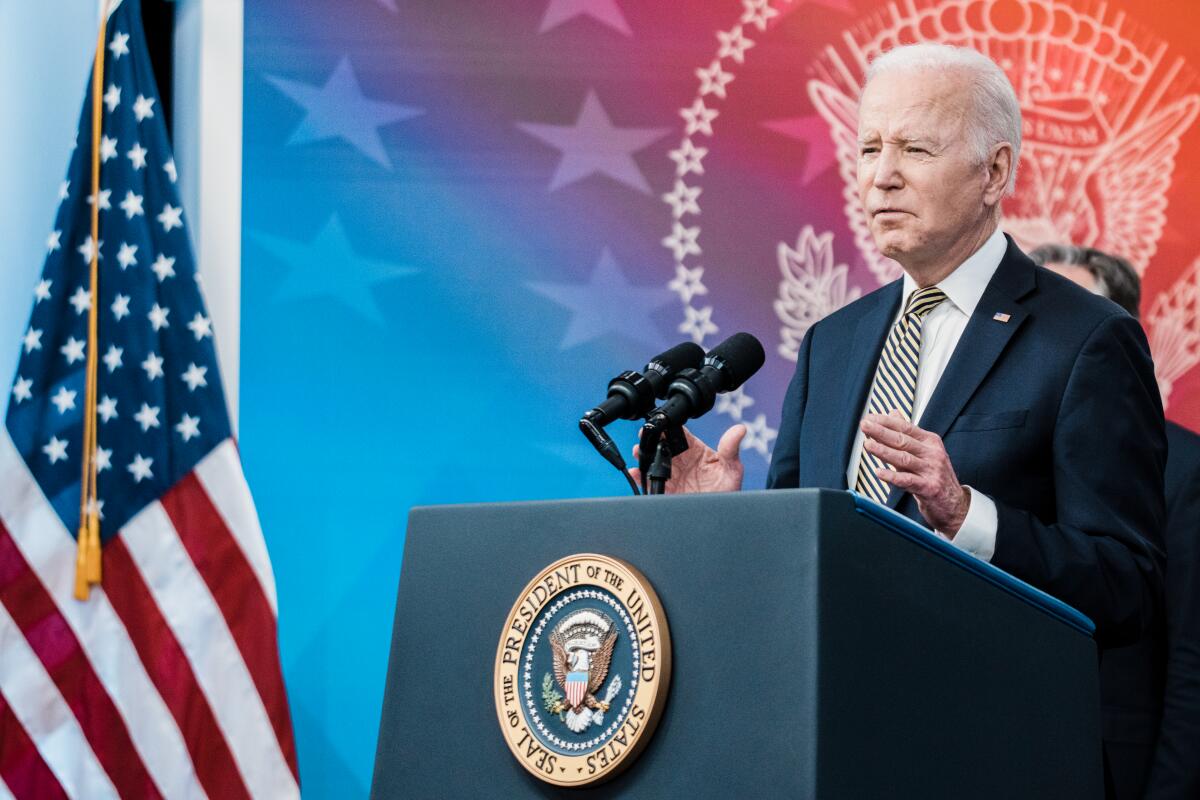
[[1030, 244, 1200, 800]]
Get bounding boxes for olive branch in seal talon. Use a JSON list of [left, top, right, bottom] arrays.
[[542, 673, 567, 717]]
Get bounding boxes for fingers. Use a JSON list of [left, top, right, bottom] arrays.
[[716, 424, 747, 461], [863, 437, 919, 472]]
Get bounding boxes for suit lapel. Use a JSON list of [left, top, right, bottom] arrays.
[[835, 281, 901, 489], [913, 239, 1037, 441]]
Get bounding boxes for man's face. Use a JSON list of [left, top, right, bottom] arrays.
[[856, 68, 992, 268], [1043, 262, 1099, 293]]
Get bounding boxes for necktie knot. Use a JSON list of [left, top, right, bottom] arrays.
[[905, 286, 947, 320]]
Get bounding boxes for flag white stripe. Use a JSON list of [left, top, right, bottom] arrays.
[[0, 603, 116, 800], [0, 772, 15, 800], [121, 500, 299, 800], [193, 440, 279, 615], [0, 433, 205, 800]]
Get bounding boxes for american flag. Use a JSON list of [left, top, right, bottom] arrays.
[[0, 1, 299, 797]]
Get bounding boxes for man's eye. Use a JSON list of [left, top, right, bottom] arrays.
[[907, 146, 928, 155], [860, 147, 878, 156]]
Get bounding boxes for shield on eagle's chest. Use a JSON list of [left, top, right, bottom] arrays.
[[566, 670, 588, 709]]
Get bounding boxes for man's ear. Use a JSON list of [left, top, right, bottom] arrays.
[[982, 142, 1013, 205]]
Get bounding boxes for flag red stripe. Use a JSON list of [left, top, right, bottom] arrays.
[[160, 474, 300, 779], [101, 535, 252, 800], [0, 689, 67, 800], [0, 523, 162, 800]]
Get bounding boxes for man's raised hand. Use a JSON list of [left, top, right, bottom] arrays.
[[629, 425, 747, 494]]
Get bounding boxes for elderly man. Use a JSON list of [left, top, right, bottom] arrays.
[[1030, 243, 1200, 800], [647, 43, 1165, 647]]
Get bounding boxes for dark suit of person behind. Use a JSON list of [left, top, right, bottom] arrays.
[[1104, 422, 1200, 799], [767, 237, 1166, 646]]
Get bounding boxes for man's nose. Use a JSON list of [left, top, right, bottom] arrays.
[[873, 147, 903, 189]]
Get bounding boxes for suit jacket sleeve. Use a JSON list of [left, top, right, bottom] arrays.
[[990, 312, 1166, 647], [766, 326, 812, 489], [1145, 452, 1200, 799]]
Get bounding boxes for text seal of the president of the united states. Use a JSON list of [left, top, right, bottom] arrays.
[[493, 553, 671, 787]]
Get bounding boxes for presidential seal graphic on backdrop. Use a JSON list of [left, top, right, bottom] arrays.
[[493, 554, 671, 787]]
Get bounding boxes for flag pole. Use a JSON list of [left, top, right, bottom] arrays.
[[75, 0, 111, 601]]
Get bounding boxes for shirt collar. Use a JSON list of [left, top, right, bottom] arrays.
[[900, 227, 1006, 318]]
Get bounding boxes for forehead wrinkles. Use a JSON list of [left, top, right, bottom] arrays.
[[857, 70, 971, 140]]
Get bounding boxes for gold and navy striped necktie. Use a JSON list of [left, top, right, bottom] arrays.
[[854, 286, 948, 503]]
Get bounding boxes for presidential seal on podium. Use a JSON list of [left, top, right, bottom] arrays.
[[493, 554, 671, 786]]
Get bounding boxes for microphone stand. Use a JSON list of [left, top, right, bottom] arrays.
[[640, 421, 688, 496]]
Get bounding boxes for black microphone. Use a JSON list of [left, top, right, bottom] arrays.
[[581, 342, 706, 428], [580, 343, 705, 492], [645, 332, 765, 431]]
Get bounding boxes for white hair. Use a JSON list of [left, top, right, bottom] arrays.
[[866, 44, 1022, 194]]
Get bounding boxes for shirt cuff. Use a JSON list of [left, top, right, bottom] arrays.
[[945, 486, 997, 562]]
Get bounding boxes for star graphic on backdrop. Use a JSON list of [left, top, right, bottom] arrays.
[[249, 214, 417, 327], [142, 351, 164, 380], [133, 94, 155, 121], [680, 98, 719, 137], [696, 60, 734, 99], [667, 264, 707, 303], [742, 413, 778, 456], [680, 305, 718, 342], [104, 84, 121, 112], [95, 450, 111, 473], [23, 328, 42, 353], [50, 386, 77, 414], [372, 0, 398, 12], [740, 0, 779, 31], [111, 293, 130, 320], [12, 377, 32, 404], [46, 230, 62, 252], [127, 453, 153, 483], [43, 436, 68, 465], [538, 0, 632, 36], [163, 159, 177, 183], [662, 179, 701, 218], [176, 413, 201, 442], [34, 280, 52, 303], [98, 395, 118, 423], [761, 115, 839, 185], [527, 248, 672, 350], [662, 221, 701, 261], [517, 90, 669, 194], [715, 385, 753, 418], [668, 139, 706, 177], [265, 57, 424, 169], [717, 27, 754, 63]]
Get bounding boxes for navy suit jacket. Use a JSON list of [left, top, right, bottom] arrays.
[[766, 236, 1166, 646], [1126, 421, 1200, 800]]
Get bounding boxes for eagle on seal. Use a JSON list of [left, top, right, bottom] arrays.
[[549, 609, 619, 732]]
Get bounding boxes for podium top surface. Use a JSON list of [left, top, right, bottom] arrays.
[[852, 494, 1094, 635]]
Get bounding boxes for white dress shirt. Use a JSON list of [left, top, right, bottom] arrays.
[[845, 227, 1006, 561]]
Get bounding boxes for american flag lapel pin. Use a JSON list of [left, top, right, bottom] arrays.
[[993, 312, 1011, 323]]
